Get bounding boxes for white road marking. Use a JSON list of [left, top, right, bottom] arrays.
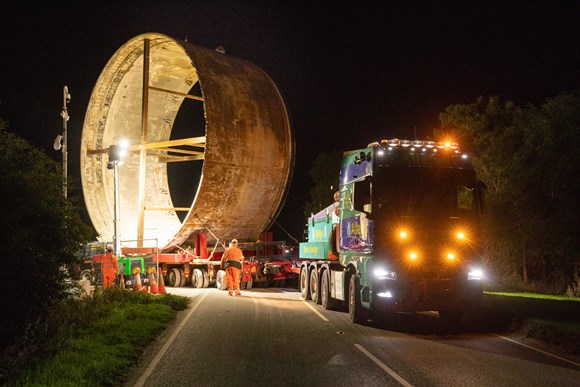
[[302, 300, 330, 321], [134, 290, 210, 387], [355, 344, 414, 386], [494, 333, 580, 367]]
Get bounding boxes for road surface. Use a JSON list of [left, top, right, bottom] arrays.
[[124, 287, 579, 386]]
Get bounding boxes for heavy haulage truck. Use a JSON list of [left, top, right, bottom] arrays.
[[298, 138, 485, 325]]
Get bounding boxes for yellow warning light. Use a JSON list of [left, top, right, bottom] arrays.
[[409, 251, 418, 260], [456, 232, 465, 240], [399, 230, 408, 239], [447, 252, 455, 260]]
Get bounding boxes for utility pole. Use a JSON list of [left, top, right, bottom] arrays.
[[54, 86, 71, 197]]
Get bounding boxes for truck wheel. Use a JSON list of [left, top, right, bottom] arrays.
[[192, 269, 204, 288], [246, 277, 253, 289], [167, 268, 182, 287], [216, 270, 227, 290], [321, 270, 337, 310], [310, 269, 321, 304], [349, 275, 367, 324], [202, 271, 210, 288], [299, 267, 310, 300]]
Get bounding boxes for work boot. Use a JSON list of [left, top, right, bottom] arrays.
[[235, 291, 241, 296], [228, 291, 234, 296]]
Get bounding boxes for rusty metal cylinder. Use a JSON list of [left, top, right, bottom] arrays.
[[81, 33, 294, 250]]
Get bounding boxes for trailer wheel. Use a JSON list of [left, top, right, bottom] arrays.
[[178, 268, 187, 287], [216, 270, 227, 290], [321, 270, 337, 310], [299, 267, 310, 300], [349, 275, 367, 324], [80, 270, 93, 284], [192, 269, 204, 288], [167, 268, 182, 287], [310, 269, 321, 304], [202, 271, 210, 288]]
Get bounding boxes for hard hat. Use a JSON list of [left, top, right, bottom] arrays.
[[106, 245, 114, 252], [231, 239, 238, 244]]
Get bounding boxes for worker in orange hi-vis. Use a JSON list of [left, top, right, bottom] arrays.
[[101, 245, 119, 289], [221, 239, 244, 296]]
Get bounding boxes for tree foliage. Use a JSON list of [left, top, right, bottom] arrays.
[[303, 150, 342, 219], [439, 90, 580, 292], [0, 120, 95, 349]]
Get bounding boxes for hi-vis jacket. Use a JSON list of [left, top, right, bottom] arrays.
[[221, 246, 243, 270], [101, 253, 119, 271]]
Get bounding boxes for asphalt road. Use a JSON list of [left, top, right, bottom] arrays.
[[124, 287, 580, 387]]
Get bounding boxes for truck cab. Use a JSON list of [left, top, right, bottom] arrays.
[[300, 139, 485, 325]]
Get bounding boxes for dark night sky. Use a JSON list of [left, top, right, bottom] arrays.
[[1, 0, 579, 241]]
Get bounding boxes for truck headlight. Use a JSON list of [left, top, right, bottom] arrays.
[[467, 269, 483, 280], [377, 290, 394, 298], [374, 268, 397, 280]]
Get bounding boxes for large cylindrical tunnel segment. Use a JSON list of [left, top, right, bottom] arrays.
[[81, 33, 294, 251]]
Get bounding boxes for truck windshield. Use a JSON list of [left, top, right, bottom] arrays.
[[373, 166, 479, 219]]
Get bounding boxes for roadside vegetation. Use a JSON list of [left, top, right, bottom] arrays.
[[479, 291, 580, 355], [2, 288, 189, 386]]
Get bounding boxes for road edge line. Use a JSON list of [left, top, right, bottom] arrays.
[[493, 333, 580, 367], [354, 343, 413, 387], [134, 290, 211, 386], [302, 300, 329, 321]]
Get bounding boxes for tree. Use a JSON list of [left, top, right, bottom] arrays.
[[303, 150, 342, 219], [0, 120, 95, 350], [439, 90, 580, 293]]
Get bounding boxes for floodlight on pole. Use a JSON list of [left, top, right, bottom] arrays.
[[108, 139, 130, 256]]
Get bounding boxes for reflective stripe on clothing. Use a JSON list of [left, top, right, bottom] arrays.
[[101, 253, 118, 270]]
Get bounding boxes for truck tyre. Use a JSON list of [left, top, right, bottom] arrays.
[[310, 269, 321, 304], [321, 270, 337, 310], [349, 275, 367, 324], [216, 270, 227, 290], [246, 277, 253, 289], [299, 267, 310, 300], [167, 268, 182, 287], [193, 269, 204, 288], [202, 271, 210, 288]]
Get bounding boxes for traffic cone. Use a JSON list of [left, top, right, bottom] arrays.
[[157, 270, 167, 295], [149, 268, 158, 294], [120, 274, 125, 290], [133, 267, 144, 291]]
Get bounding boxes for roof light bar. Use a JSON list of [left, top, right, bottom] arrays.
[[374, 138, 461, 152]]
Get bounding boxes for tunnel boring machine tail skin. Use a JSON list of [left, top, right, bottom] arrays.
[[80, 33, 298, 289], [299, 139, 485, 325]]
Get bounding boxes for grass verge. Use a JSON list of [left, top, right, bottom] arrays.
[[6, 288, 189, 386], [479, 292, 580, 355]]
